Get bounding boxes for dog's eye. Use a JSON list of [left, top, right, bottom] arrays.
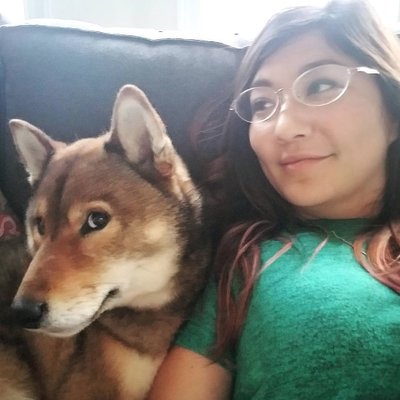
[[80, 211, 110, 236], [87, 212, 109, 230], [35, 217, 45, 236]]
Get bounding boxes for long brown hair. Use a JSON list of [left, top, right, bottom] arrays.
[[195, 0, 400, 359]]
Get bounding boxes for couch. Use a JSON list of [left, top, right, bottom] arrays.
[[0, 21, 246, 223]]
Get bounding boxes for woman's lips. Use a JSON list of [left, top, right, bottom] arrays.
[[280, 155, 331, 170]]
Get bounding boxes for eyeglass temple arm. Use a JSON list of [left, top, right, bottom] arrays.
[[355, 66, 380, 75]]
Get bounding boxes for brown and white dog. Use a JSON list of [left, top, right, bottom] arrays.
[[0, 85, 209, 399]]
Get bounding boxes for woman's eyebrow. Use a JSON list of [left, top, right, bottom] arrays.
[[251, 78, 273, 87], [251, 58, 342, 88], [298, 58, 342, 74]]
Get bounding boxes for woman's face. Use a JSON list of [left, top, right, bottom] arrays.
[[248, 31, 396, 219]]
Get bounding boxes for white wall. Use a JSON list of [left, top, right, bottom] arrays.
[[197, 0, 400, 38], [1, 0, 398, 37], [23, 0, 180, 30], [0, 0, 25, 22]]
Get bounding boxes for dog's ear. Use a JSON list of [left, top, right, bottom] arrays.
[[9, 119, 60, 185], [107, 85, 176, 177]]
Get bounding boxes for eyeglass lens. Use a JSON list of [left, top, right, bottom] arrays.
[[235, 64, 351, 123]]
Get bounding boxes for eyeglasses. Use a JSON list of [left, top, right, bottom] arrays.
[[230, 64, 380, 123]]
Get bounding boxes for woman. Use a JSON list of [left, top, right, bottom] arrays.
[[148, 1, 400, 398]]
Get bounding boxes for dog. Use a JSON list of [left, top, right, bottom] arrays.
[[0, 85, 209, 399]]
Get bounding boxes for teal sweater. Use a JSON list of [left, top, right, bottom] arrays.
[[175, 219, 400, 399]]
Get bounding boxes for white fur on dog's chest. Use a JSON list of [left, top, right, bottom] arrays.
[[104, 339, 164, 400]]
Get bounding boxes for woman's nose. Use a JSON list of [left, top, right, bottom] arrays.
[[271, 93, 312, 142]]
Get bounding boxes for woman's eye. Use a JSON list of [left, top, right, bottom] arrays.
[[306, 79, 338, 96], [80, 211, 110, 236], [251, 97, 275, 114]]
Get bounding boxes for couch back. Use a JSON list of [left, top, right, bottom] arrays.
[[0, 23, 245, 220]]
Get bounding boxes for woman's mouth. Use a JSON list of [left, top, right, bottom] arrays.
[[280, 155, 332, 170]]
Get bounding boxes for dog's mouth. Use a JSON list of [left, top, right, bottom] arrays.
[[35, 288, 121, 337], [93, 288, 120, 319]]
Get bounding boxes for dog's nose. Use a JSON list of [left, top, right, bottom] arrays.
[[10, 297, 48, 329]]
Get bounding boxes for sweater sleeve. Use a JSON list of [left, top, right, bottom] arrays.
[[174, 279, 234, 369]]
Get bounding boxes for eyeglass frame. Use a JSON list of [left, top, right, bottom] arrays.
[[229, 64, 380, 124]]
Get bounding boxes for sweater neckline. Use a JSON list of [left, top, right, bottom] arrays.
[[307, 218, 371, 242]]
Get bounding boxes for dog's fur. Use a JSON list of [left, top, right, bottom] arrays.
[[0, 85, 209, 399]]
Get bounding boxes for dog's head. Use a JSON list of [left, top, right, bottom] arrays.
[[8, 85, 203, 337]]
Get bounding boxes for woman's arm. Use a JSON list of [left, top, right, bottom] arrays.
[[147, 345, 232, 400]]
